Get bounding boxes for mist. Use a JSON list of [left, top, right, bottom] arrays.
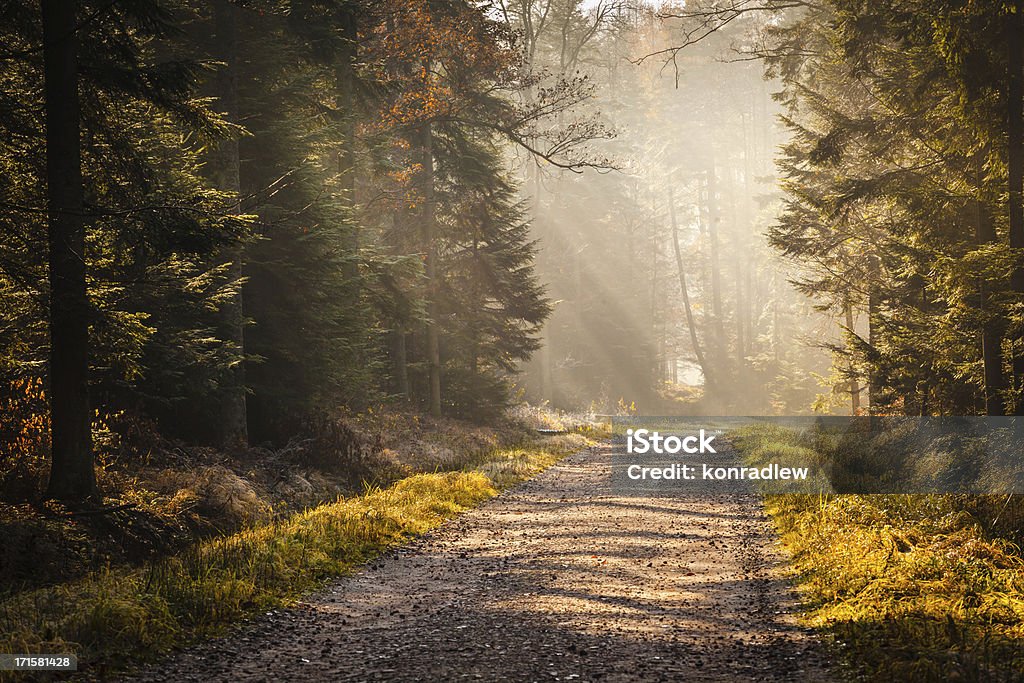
[[506, 2, 833, 415]]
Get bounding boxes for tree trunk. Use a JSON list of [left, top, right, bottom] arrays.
[[867, 253, 882, 413], [669, 186, 713, 394], [650, 189, 662, 383], [734, 252, 746, 369], [844, 302, 861, 415], [705, 162, 728, 384], [392, 327, 409, 399], [212, 0, 248, 447], [741, 113, 755, 361], [728, 167, 746, 369], [420, 123, 441, 417], [42, 0, 95, 500], [337, 3, 359, 283], [975, 156, 1007, 416], [520, 25, 553, 406], [1007, 0, 1024, 414], [772, 283, 780, 365]]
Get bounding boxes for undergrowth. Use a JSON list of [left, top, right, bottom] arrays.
[[0, 431, 600, 680], [0, 404, 596, 595], [732, 425, 1024, 681]]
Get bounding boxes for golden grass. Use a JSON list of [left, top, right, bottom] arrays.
[[0, 432, 599, 679], [732, 425, 1024, 681]]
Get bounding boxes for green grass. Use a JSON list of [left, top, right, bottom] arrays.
[[731, 425, 1024, 681], [0, 432, 600, 679]]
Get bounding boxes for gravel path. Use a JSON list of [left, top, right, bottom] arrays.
[[127, 442, 831, 682]]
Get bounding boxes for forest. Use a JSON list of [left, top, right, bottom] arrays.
[[2, 0, 1024, 680], [1, 0, 833, 502]]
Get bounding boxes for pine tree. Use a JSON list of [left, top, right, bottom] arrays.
[[1, 0, 249, 486]]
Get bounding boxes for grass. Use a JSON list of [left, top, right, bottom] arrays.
[[731, 425, 1024, 682], [0, 431, 601, 679]]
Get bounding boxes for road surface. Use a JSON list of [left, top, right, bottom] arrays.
[[128, 442, 831, 682]]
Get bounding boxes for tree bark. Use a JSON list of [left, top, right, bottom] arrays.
[[532, 165, 554, 404], [705, 162, 728, 384], [337, 3, 359, 283], [650, 189, 662, 383], [1007, 0, 1024, 414], [741, 113, 755, 362], [420, 122, 441, 417], [867, 253, 882, 413], [844, 302, 861, 415], [519, 12, 553, 405], [669, 186, 713, 394], [392, 327, 409, 399], [730, 172, 746, 370], [772, 275, 780, 365], [42, 0, 96, 500], [975, 155, 1007, 416], [212, 0, 248, 447]]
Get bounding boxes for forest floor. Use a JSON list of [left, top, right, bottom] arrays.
[[126, 442, 831, 682], [0, 410, 545, 595]]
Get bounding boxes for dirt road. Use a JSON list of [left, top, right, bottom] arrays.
[[129, 443, 831, 682]]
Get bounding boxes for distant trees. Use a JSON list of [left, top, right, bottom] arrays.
[[359, 0, 568, 419], [507, 1, 826, 414]]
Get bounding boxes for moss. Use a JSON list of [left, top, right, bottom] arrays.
[[732, 424, 1024, 681], [0, 432, 598, 680]]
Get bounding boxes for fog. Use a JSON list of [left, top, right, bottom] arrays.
[[505, 2, 834, 415]]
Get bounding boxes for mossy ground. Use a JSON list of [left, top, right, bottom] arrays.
[[732, 425, 1024, 681], [0, 430, 604, 680]]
